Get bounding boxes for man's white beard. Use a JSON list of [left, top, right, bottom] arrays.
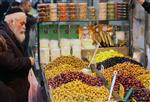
[[10, 22, 25, 43], [14, 31, 25, 43]]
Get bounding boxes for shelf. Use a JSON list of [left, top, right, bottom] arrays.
[[38, 19, 128, 25]]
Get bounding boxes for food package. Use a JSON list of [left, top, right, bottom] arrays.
[[116, 2, 128, 20], [51, 48, 61, 61], [68, 3, 77, 21], [40, 48, 50, 64], [72, 46, 81, 58], [70, 39, 81, 46], [49, 40, 59, 49], [49, 3, 57, 21], [37, 3, 49, 22], [57, 3, 68, 21], [99, 3, 107, 20], [88, 6, 96, 20], [40, 39, 49, 48], [107, 2, 116, 20], [61, 47, 71, 56], [78, 3, 87, 20], [60, 39, 71, 48]]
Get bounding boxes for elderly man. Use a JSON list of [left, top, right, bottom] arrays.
[[136, 0, 150, 13], [0, 7, 35, 102]]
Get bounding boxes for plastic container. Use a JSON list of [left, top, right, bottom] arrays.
[[72, 46, 81, 58], [40, 39, 49, 48], [78, 3, 87, 20], [61, 47, 71, 56], [40, 48, 50, 64], [49, 40, 59, 49], [51, 48, 61, 61], [99, 3, 107, 20], [57, 3, 68, 21]]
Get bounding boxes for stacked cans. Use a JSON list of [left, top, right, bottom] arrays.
[[107, 2, 116, 20], [78, 3, 87, 20], [38, 4, 49, 22], [116, 2, 128, 20], [88, 6, 96, 20], [57, 3, 68, 21], [49, 4, 57, 21], [98, 3, 107, 20], [68, 3, 77, 21]]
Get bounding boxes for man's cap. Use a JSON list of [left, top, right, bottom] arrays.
[[11, 1, 21, 7], [5, 7, 24, 16]]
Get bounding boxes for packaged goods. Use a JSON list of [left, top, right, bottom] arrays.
[[99, 3, 107, 20], [72, 46, 81, 58], [40, 48, 50, 64], [49, 4, 57, 21], [116, 2, 128, 20], [78, 3, 87, 20], [57, 3, 68, 21], [68, 3, 77, 21], [40, 39, 49, 48], [107, 2, 116, 20], [61, 47, 71, 56], [37, 4, 49, 22], [70, 39, 81, 46], [50, 48, 60, 61], [60, 39, 71, 48], [88, 6, 96, 20], [49, 40, 59, 49]]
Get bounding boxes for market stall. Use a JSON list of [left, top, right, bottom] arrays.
[[35, 0, 150, 102]]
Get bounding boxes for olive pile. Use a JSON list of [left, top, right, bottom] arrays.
[[45, 56, 88, 70], [102, 62, 150, 83], [91, 50, 124, 63], [45, 64, 80, 80], [137, 74, 150, 88], [51, 80, 109, 102], [48, 72, 104, 89], [115, 75, 144, 92], [97, 57, 142, 70], [132, 88, 150, 101]]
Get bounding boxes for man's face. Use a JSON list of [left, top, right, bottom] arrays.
[[24, 2, 32, 13], [12, 15, 26, 43]]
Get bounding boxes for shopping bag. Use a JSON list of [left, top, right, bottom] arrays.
[[28, 69, 40, 102]]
